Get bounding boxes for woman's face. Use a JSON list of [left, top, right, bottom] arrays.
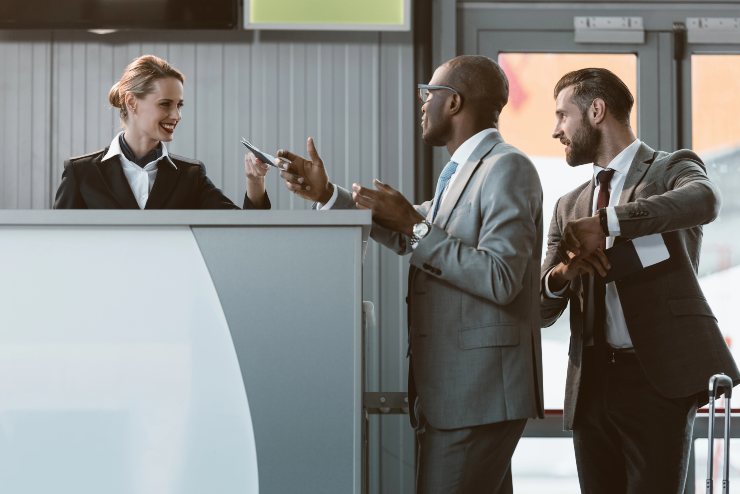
[[126, 77, 183, 144]]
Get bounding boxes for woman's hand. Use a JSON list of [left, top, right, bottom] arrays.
[[245, 152, 270, 208]]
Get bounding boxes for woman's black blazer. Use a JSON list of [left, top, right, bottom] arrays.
[[54, 148, 267, 210]]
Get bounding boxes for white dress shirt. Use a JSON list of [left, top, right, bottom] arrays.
[[546, 138, 642, 348], [102, 131, 178, 209]]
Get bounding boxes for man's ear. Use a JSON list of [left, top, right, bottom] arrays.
[[448, 93, 463, 116], [590, 98, 606, 125]]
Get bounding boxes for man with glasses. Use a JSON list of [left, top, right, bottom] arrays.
[[269, 55, 544, 493]]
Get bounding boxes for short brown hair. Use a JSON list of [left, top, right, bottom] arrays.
[[554, 68, 633, 125], [108, 55, 184, 121]]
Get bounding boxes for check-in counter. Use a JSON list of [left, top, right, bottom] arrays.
[[0, 210, 370, 494]]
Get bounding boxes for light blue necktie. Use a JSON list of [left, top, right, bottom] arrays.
[[431, 160, 459, 221]]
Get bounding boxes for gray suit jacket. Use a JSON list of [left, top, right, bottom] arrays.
[[336, 132, 544, 429], [541, 142, 740, 430]]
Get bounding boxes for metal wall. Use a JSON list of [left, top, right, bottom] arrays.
[[0, 28, 415, 493]]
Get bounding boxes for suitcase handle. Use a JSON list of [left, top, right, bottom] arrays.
[[709, 374, 734, 400], [707, 373, 734, 494]]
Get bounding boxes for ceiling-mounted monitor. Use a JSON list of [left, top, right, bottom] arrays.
[[245, 0, 410, 31], [0, 0, 239, 29]]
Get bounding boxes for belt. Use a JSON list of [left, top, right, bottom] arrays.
[[607, 347, 636, 364]]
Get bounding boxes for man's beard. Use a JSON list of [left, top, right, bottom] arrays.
[[422, 117, 450, 147], [565, 121, 601, 167]]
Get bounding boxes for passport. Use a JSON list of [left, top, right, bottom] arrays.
[[604, 233, 670, 283]]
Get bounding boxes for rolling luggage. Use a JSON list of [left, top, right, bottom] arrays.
[[706, 373, 733, 494]]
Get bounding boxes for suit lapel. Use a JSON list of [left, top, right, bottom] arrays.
[[98, 154, 139, 209], [146, 159, 181, 209], [619, 142, 656, 205], [574, 181, 594, 219], [432, 132, 503, 227]]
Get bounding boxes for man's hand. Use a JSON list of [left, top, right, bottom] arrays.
[[277, 137, 334, 204], [352, 180, 424, 235], [548, 249, 611, 292], [558, 214, 605, 263]]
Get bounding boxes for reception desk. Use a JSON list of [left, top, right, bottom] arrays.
[[0, 210, 370, 494]]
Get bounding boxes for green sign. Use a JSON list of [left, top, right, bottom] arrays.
[[249, 0, 406, 28]]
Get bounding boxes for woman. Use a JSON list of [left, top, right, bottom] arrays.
[[54, 54, 270, 209]]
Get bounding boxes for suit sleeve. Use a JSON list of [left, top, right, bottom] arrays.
[[194, 163, 242, 210], [540, 197, 569, 327], [331, 185, 432, 256], [53, 160, 86, 209], [410, 153, 542, 305], [615, 158, 720, 238], [243, 191, 271, 210]]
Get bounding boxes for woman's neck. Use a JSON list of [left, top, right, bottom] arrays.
[[122, 130, 159, 160]]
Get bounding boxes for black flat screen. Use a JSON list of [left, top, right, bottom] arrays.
[[0, 0, 238, 29]]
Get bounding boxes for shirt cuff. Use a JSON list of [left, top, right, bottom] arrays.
[[544, 268, 569, 298], [606, 206, 620, 236], [317, 184, 339, 210]]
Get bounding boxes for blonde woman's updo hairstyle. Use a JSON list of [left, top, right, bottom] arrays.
[[108, 55, 185, 121]]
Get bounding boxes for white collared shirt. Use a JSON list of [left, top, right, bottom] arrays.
[[547, 138, 642, 349], [597, 138, 642, 239], [102, 131, 177, 209], [596, 138, 641, 348]]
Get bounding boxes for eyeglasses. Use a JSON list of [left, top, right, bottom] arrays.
[[417, 84, 460, 103]]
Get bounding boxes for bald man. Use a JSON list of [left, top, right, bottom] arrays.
[[260, 55, 544, 493]]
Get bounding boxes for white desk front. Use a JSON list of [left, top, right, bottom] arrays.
[[0, 210, 370, 494]]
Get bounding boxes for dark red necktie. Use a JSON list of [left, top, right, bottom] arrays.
[[593, 168, 615, 356], [596, 169, 615, 244]]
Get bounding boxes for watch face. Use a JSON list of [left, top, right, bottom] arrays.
[[413, 222, 430, 238]]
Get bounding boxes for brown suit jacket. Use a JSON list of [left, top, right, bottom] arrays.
[[541, 142, 740, 430], [53, 148, 266, 210]]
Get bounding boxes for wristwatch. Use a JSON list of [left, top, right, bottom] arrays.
[[410, 220, 431, 247]]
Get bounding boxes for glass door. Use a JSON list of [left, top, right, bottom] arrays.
[[455, 4, 740, 492], [475, 31, 659, 494], [681, 43, 740, 494]]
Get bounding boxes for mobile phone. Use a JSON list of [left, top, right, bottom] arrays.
[[240, 137, 290, 168]]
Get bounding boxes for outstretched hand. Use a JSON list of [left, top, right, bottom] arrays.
[[352, 179, 423, 235], [277, 137, 333, 204], [244, 152, 270, 208]]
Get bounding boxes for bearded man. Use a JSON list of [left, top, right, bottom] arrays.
[[541, 67, 738, 493]]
